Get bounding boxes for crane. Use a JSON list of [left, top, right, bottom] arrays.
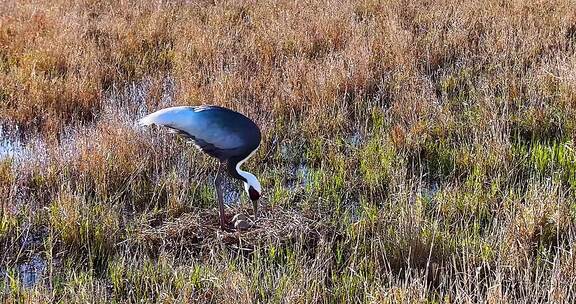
[[138, 105, 262, 230]]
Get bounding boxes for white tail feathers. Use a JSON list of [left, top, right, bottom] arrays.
[[137, 106, 193, 127]]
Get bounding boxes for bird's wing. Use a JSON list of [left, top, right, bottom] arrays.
[[164, 125, 238, 159], [138, 106, 246, 158]]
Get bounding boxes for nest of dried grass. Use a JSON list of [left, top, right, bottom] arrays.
[[132, 205, 327, 256]]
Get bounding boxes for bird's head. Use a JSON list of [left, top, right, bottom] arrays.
[[238, 169, 262, 220], [243, 173, 262, 202]]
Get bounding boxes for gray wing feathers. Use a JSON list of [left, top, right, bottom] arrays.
[[164, 126, 238, 160], [139, 106, 245, 154]]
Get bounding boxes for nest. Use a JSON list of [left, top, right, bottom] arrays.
[[133, 205, 326, 256]]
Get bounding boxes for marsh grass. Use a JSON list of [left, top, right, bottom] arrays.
[[2, 0, 576, 302]]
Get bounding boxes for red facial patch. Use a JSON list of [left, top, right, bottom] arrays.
[[248, 186, 260, 201]]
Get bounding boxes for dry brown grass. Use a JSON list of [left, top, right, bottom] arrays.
[[1, 0, 576, 302]]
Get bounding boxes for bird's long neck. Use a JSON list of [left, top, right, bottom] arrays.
[[226, 159, 247, 182], [226, 158, 261, 192], [226, 147, 259, 182], [226, 149, 261, 194]]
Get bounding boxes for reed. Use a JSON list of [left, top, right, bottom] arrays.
[[1, 0, 576, 302]]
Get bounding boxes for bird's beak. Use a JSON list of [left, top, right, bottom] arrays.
[[252, 199, 258, 222]]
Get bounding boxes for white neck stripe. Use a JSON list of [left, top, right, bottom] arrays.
[[235, 145, 259, 175], [236, 146, 261, 193]]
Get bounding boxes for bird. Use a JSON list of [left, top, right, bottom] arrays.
[[138, 105, 262, 230]]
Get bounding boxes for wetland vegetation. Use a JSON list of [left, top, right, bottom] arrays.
[[1, 0, 576, 302]]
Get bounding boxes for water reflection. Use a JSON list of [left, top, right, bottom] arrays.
[[18, 255, 46, 288], [286, 163, 311, 190], [0, 126, 22, 160], [0, 254, 46, 289]]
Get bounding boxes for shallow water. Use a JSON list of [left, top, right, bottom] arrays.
[[18, 255, 46, 288], [0, 126, 23, 160], [286, 163, 311, 190], [295, 163, 311, 188], [0, 255, 46, 290], [422, 181, 440, 199], [345, 131, 363, 148], [223, 185, 240, 206]]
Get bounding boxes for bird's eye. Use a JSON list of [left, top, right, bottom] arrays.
[[248, 186, 260, 201]]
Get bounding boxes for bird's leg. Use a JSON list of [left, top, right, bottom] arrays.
[[215, 163, 226, 229], [252, 200, 258, 222]]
